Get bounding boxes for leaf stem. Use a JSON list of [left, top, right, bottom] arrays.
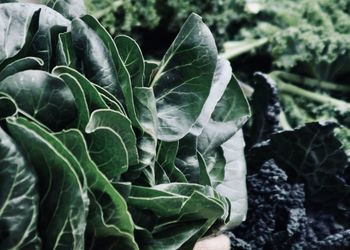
[[221, 38, 268, 60], [273, 77, 350, 112], [272, 71, 350, 92]]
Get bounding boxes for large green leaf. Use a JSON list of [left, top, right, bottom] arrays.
[[7, 117, 88, 250], [0, 4, 39, 67], [128, 186, 186, 216], [115, 35, 145, 88], [71, 17, 121, 96], [55, 129, 138, 249], [190, 57, 232, 136], [268, 123, 350, 204], [0, 127, 40, 249], [30, 4, 69, 70], [72, 15, 142, 129], [0, 3, 69, 70], [86, 109, 138, 165], [85, 111, 129, 179], [128, 183, 226, 220], [0, 70, 77, 130], [150, 13, 218, 141], [198, 75, 250, 154], [81, 15, 142, 129]]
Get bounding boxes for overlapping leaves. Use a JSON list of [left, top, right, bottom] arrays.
[[0, 3, 250, 249]]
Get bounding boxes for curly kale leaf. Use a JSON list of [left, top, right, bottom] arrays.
[[236, 0, 350, 81], [231, 122, 350, 249], [244, 72, 281, 148]]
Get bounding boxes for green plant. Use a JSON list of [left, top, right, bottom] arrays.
[[0, 3, 250, 249]]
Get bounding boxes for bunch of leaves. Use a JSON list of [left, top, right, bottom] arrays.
[[229, 74, 350, 249], [0, 2, 251, 249], [224, 0, 350, 80], [224, 0, 350, 162]]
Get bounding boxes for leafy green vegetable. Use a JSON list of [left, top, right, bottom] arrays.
[[115, 35, 145, 88], [0, 3, 251, 249], [0, 127, 40, 249], [85, 0, 350, 248], [151, 13, 218, 141], [232, 74, 350, 249], [0, 70, 77, 130], [7, 117, 89, 249], [232, 122, 350, 249]]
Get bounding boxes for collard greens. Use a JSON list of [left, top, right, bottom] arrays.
[[0, 3, 250, 249]]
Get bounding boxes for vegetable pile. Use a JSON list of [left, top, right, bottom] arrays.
[[0, 2, 250, 249], [1, 0, 350, 249], [85, 0, 350, 248]]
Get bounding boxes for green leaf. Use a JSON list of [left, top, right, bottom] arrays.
[[7, 117, 88, 250], [0, 57, 43, 81], [86, 109, 138, 165], [58, 73, 90, 129], [55, 129, 138, 249], [246, 72, 281, 147], [144, 61, 158, 87], [80, 15, 142, 130], [128, 183, 225, 221], [190, 57, 232, 136], [215, 129, 248, 229], [85, 111, 129, 179], [56, 32, 77, 68], [198, 75, 250, 154], [0, 3, 85, 71], [52, 66, 109, 112], [156, 141, 187, 183], [151, 13, 218, 141], [46, 0, 86, 20], [141, 184, 227, 250], [197, 151, 212, 186], [0, 127, 40, 249], [128, 186, 186, 216], [115, 34, 145, 88], [72, 15, 142, 129], [268, 123, 350, 204], [0, 4, 39, 67], [26, 4, 69, 70], [127, 87, 158, 184], [92, 83, 125, 113], [71, 17, 122, 96], [0, 70, 77, 130], [175, 134, 200, 183], [176, 190, 225, 221], [202, 147, 225, 187], [144, 220, 206, 250]]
